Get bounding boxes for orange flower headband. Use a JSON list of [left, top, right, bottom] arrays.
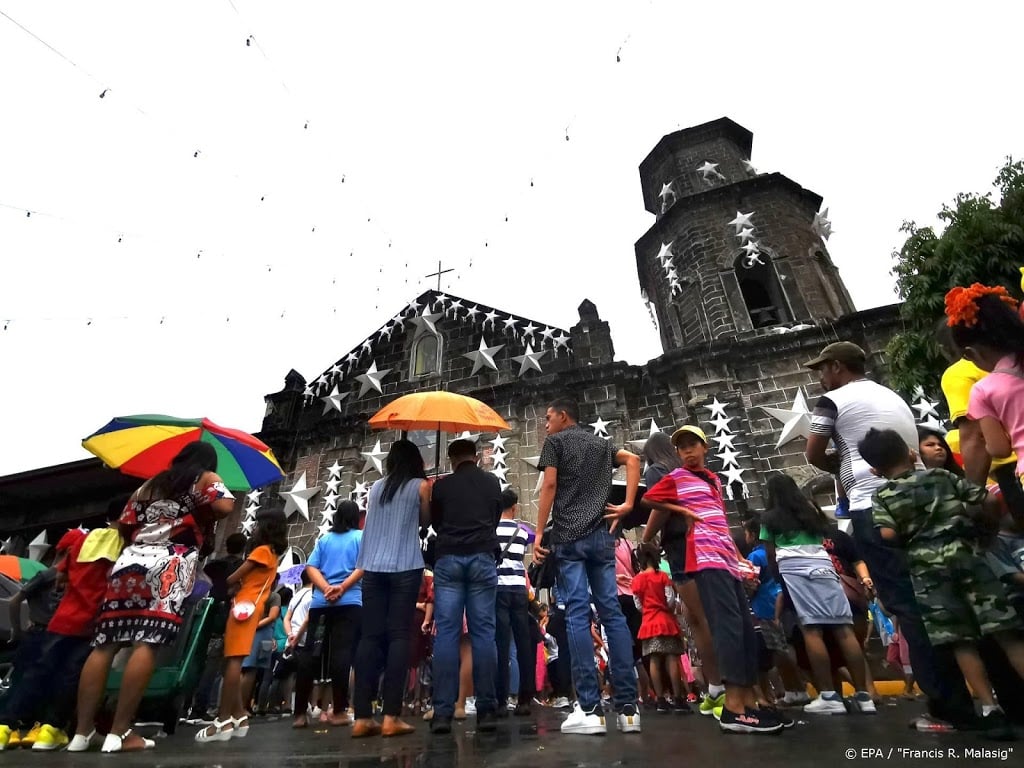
[[945, 283, 1019, 327]]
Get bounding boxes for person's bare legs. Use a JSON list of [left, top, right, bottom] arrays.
[[832, 625, 868, 692], [239, 668, 257, 714], [109, 644, 158, 749], [455, 637, 472, 715], [73, 645, 117, 738], [648, 654, 665, 699], [800, 627, 835, 695], [677, 582, 720, 686], [994, 631, 1024, 681], [221, 658, 247, 720], [952, 644, 997, 708]]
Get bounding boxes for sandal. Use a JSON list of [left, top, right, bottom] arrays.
[[100, 729, 156, 753], [231, 715, 250, 738], [194, 719, 234, 743], [67, 730, 103, 752]]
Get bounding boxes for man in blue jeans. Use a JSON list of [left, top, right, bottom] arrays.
[[533, 398, 642, 735], [428, 439, 502, 734]]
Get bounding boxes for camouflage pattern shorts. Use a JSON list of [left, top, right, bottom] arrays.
[[910, 550, 1020, 646]]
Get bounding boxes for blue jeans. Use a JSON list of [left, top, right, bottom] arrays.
[[553, 526, 637, 712], [432, 553, 498, 718]]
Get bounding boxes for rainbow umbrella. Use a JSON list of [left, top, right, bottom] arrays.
[[0, 555, 48, 582], [83, 414, 284, 491]]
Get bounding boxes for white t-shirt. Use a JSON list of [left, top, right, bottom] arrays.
[[288, 586, 314, 645], [809, 378, 919, 512]]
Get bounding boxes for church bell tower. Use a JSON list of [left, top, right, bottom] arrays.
[[635, 118, 856, 353]]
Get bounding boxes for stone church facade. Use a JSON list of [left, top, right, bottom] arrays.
[[254, 117, 902, 562]]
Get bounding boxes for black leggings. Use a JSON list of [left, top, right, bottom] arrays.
[[294, 604, 362, 715], [352, 569, 422, 718]]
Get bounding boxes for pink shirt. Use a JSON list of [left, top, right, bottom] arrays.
[[968, 355, 1024, 476], [614, 538, 635, 597], [645, 467, 741, 580]]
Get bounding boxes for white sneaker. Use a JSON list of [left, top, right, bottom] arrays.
[[851, 692, 877, 714], [782, 690, 811, 706], [616, 705, 641, 733], [804, 692, 847, 715], [560, 703, 606, 735], [66, 730, 102, 753], [464, 697, 477, 716], [550, 697, 570, 709], [309, 705, 322, 718]]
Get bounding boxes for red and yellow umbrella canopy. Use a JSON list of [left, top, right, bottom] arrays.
[[83, 415, 284, 491]]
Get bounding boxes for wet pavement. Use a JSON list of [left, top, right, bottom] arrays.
[[16, 701, 1019, 767]]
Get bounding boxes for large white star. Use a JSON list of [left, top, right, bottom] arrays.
[[490, 465, 509, 482], [325, 477, 342, 493], [520, 455, 542, 470], [361, 439, 388, 475], [280, 472, 320, 521], [736, 227, 756, 243], [721, 465, 747, 487], [714, 432, 738, 451], [491, 434, 508, 451], [464, 337, 505, 375], [327, 460, 343, 478], [706, 398, 728, 420], [717, 446, 741, 467], [590, 416, 613, 436], [656, 241, 674, 265], [762, 389, 813, 449], [410, 307, 443, 337], [812, 208, 833, 240], [658, 182, 674, 200], [356, 361, 392, 397], [913, 397, 940, 420], [322, 491, 339, 509], [452, 431, 481, 444], [728, 211, 755, 233], [708, 414, 733, 434], [321, 385, 351, 415], [696, 161, 725, 182]]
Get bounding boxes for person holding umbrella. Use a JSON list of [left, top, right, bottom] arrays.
[[69, 442, 236, 753]]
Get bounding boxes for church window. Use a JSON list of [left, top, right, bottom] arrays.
[[734, 253, 791, 329], [410, 331, 442, 379]]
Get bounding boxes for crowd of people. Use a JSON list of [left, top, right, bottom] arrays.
[[1, 280, 1024, 751]]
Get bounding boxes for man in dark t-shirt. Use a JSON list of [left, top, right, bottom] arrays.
[[533, 398, 641, 736]]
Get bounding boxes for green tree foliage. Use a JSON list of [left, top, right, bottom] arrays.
[[887, 158, 1024, 396]]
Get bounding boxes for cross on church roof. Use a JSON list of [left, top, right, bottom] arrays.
[[425, 260, 455, 291]]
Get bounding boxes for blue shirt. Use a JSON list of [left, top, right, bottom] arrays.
[[356, 478, 425, 573], [308, 529, 363, 608], [747, 545, 782, 620]]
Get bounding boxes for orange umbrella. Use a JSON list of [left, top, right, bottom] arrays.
[[368, 391, 509, 434]]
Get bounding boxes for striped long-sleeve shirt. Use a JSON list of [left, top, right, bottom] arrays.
[[496, 518, 529, 590]]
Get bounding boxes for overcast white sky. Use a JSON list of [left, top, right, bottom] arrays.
[[2, 1, 1021, 475]]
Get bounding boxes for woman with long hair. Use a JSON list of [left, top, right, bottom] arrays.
[[917, 426, 964, 476], [196, 510, 288, 742], [641, 430, 721, 715], [351, 439, 431, 738], [760, 474, 873, 715], [293, 500, 364, 729], [70, 442, 236, 753]]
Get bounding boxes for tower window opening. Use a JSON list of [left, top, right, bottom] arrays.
[[734, 254, 790, 329]]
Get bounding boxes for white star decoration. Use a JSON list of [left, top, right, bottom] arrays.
[[246, 489, 263, 505], [521, 321, 538, 339], [464, 337, 505, 375], [242, 519, 256, 535], [696, 161, 726, 183], [28, 530, 49, 561], [490, 434, 508, 452], [510, 342, 546, 377], [657, 241, 674, 265], [714, 432, 737, 451], [361, 440, 388, 475], [706, 398, 728, 420], [325, 478, 342, 493], [762, 389, 813, 449], [327, 461, 343, 478], [742, 159, 758, 174], [659, 182, 674, 200], [913, 396, 940, 420], [409, 307, 443, 337], [812, 207, 833, 240], [321, 385, 350, 415], [280, 472, 320, 521], [737, 227, 756, 243], [708, 414, 733, 433], [318, 521, 332, 537], [717, 446, 741, 467], [590, 416, 613, 438], [482, 309, 499, 330], [728, 211, 755, 233], [356, 361, 392, 397]]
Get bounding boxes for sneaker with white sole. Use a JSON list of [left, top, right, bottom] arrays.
[[781, 690, 811, 706], [67, 730, 102, 752], [719, 707, 784, 735], [464, 697, 477, 716], [550, 696, 571, 709], [616, 705, 641, 733], [849, 692, 877, 714], [31, 725, 69, 751], [560, 703, 606, 735], [804, 692, 847, 715], [700, 692, 725, 716]]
